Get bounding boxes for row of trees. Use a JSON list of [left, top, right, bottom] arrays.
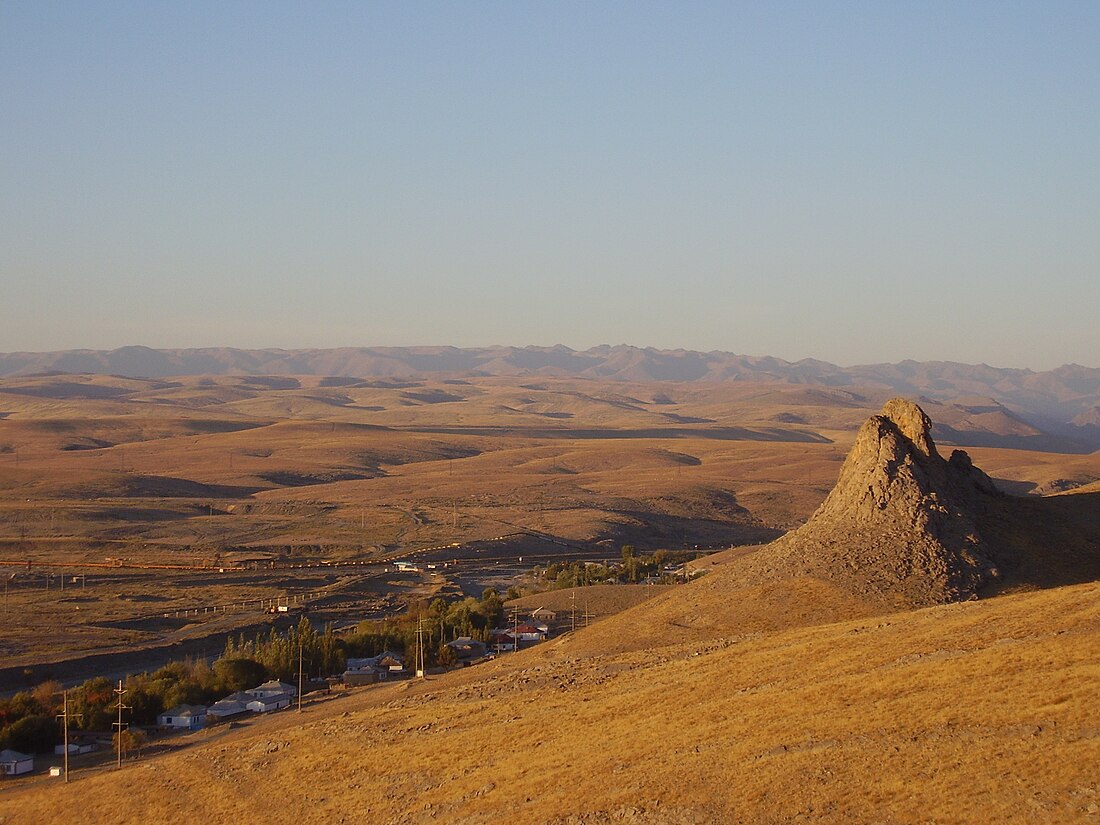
[[1, 590, 509, 755], [340, 588, 505, 668], [529, 546, 698, 590], [223, 617, 344, 682]]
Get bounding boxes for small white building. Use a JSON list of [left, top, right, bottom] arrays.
[[207, 692, 252, 719], [158, 704, 207, 730], [53, 741, 96, 756], [246, 692, 293, 713], [0, 749, 34, 776], [249, 680, 297, 699]]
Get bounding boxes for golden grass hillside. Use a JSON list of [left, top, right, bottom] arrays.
[[5, 579, 1099, 824]]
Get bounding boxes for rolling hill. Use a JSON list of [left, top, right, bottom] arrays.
[[1, 345, 1098, 446]]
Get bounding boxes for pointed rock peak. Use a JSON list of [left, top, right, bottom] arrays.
[[753, 395, 1003, 607], [879, 397, 937, 457]]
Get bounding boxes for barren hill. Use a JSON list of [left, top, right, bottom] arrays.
[[564, 398, 1100, 654], [729, 398, 1100, 606]]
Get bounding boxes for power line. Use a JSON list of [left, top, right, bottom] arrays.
[[56, 690, 82, 784], [297, 641, 304, 713], [415, 617, 427, 678], [113, 680, 130, 769]]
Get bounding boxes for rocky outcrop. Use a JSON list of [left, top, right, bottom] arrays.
[[734, 398, 1003, 608]]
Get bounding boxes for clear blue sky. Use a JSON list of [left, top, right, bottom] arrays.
[[1, 2, 1097, 368]]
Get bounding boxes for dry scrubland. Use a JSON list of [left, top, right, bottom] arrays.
[[2, 375, 1100, 823], [0, 374, 872, 674], [3, 373, 1094, 674]]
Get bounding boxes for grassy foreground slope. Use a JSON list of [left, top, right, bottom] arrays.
[[6, 579, 1100, 824]]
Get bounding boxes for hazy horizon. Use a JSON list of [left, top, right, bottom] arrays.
[[0, 340, 1097, 375], [2, 3, 1098, 371]]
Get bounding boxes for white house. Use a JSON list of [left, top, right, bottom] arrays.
[[158, 704, 207, 730], [53, 741, 96, 756], [249, 680, 297, 699], [246, 692, 293, 713], [511, 622, 547, 642], [207, 692, 252, 719], [0, 749, 34, 776]]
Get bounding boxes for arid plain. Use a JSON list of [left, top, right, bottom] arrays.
[[1, 362, 1099, 823]]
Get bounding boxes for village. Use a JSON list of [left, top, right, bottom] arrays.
[[0, 601, 565, 784]]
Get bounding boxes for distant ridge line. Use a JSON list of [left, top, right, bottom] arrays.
[[0, 344, 1098, 427]]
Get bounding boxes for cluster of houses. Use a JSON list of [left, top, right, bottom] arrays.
[[1, 738, 96, 777], [342, 652, 407, 686], [488, 615, 550, 654], [2, 739, 101, 778], [1, 608, 565, 780], [157, 679, 299, 731], [449, 608, 556, 664], [0, 680, 299, 779], [338, 607, 557, 678]]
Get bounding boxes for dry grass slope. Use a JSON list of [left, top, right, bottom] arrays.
[[5, 580, 1100, 824]]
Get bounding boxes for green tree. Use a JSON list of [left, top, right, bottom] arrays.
[[213, 658, 268, 693], [1, 714, 59, 754], [435, 644, 458, 668], [113, 728, 147, 760], [70, 677, 115, 731]]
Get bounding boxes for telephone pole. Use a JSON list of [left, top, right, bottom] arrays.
[[415, 618, 426, 678], [113, 680, 130, 768], [571, 589, 577, 633], [297, 640, 304, 713], [56, 690, 82, 783]]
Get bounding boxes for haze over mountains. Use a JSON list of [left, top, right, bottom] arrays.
[[2, 344, 1099, 440]]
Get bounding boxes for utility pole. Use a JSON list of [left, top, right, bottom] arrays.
[[415, 618, 426, 678], [571, 589, 577, 633], [297, 640, 304, 713], [113, 680, 130, 769], [56, 690, 82, 783], [513, 608, 519, 653]]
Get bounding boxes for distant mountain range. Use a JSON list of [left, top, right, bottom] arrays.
[[1, 344, 1098, 440]]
